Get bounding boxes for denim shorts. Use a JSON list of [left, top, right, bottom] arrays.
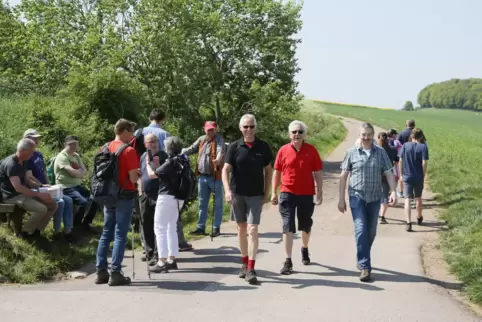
[[403, 181, 424, 199]]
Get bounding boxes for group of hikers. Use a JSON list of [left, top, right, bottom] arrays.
[[0, 106, 428, 285]]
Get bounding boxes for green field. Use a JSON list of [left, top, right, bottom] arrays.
[[318, 101, 482, 304], [0, 98, 345, 284]]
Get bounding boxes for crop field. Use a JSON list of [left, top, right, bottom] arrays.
[[317, 100, 482, 304]]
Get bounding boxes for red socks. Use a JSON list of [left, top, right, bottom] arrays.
[[242, 256, 255, 270]]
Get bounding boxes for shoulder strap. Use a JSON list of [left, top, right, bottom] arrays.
[[114, 143, 130, 156]]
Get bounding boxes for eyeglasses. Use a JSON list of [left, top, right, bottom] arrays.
[[291, 130, 304, 134], [243, 125, 255, 129]]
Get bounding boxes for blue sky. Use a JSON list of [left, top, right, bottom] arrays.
[[7, 0, 482, 109], [297, 0, 482, 109]]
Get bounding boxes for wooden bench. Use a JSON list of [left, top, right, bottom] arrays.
[[0, 203, 24, 236]]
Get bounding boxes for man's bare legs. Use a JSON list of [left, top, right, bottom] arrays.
[[238, 222, 248, 258], [283, 232, 294, 258], [248, 224, 259, 262], [415, 197, 423, 221]]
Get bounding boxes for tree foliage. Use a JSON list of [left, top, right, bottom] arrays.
[[402, 100, 414, 111], [0, 0, 304, 150], [417, 78, 482, 111]]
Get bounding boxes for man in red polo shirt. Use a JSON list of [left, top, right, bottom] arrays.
[[271, 120, 323, 275], [95, 118, 140, 287]]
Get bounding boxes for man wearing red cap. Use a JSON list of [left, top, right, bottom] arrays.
[[182, 121, 225, 237]]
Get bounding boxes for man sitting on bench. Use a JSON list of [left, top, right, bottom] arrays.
[[0, 139, 57, 238]]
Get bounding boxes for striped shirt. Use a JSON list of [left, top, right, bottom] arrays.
[[341, 142, 393, 203], [142, 124, 170, 151]]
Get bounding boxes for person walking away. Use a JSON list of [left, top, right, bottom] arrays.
[[338, 123, 398, 282], [222, 114, 273, 284], [146, 136, 186, 273], [398, 128, 429, 232], [182, 121, 225, 237], [95, 119, 139, 286], [23, 129, 75, 242], [387, 128, 403, 197], [397, 120, 415, 145], [377, 132, 399, 224], [271, 120, 323, 275]]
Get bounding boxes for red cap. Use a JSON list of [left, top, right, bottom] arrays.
[[204, 121, 217, 131]]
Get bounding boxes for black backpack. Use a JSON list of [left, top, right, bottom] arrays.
[[131, 128, 146, 158], [90, 143, 130, 204], [172, 155, 197, 209]]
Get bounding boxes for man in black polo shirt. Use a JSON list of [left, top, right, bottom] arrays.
[[222, 113, 273, 284]]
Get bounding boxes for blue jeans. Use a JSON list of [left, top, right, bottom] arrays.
[[53, 195, 74, 233], [349, 196, 381, 270], [63, 185, 98, 226], [96, 199, 134, 272], [197, 176, 224, 230]]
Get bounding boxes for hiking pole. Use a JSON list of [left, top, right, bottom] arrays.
[[131, 222, 136, 280], [211, 167, 217, 242], [136, 201, 151, 280]]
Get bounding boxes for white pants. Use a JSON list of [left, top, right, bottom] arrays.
[[154, 195, 184, 259]]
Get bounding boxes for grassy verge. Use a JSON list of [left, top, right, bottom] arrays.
[[318, 100, 482, 305], [0, 101, 345, 284]]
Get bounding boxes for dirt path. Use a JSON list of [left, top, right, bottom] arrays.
[[0, 117, 479, 322]]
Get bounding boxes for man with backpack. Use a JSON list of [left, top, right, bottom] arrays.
[[93, 119, 140, 286], [182, 121, 225, 237]]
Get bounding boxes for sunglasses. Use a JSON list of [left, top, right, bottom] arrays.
[[243, 125, 255, 129], [291, 130, 304, 134]]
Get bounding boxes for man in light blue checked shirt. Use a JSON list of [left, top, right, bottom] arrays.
[[338, 122, 398, 283]]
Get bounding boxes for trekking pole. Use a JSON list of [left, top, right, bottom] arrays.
[[136, 203, 151, 280], [131, 222, 136, 280], [211, 167, 217, 242]]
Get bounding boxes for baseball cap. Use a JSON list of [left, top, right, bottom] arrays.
[[204, 121, 217, 131], [23, 129, 42, 138], [64, 135, 79, 144]]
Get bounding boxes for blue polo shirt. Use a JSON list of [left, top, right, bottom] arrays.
[[27, 151, 47, 184], [399, 142, 429, 184], [142, 124, 170, 151]]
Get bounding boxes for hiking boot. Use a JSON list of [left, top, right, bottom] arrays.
[[63, 232, 77, 243], [360, 269, 371, 282], [210, 228, 221, 238], [405, 223, 413, 232], [301, 247, 310, 265], [379, 216, 388, 224], [149, 262, 168, 274], [108, 271, 131, 286], [245, 269, 258, 284], [239, 263, 248, 278], [280, 259, 293, 275], [166, 260, 178, 270], [94, 269, 109, 285], [148, 257, 158, 266], [179, 242, 193, 252], [190, 228, 205, 235], [417, 215, 424, 225]]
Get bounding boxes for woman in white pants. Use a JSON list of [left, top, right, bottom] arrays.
[[146, 136, 184, 273]]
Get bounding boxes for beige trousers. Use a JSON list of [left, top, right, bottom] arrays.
[[4, 194, 57, 234]]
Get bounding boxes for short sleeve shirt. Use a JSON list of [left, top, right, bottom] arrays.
[[225, 138, 273, 197], [398, 142, 429, 184], [341, 143, 393, 203], [108, 141, 140, 191], [274, 142, 323, 195], [27, 151, 47, 184], [0, 155, 29, 200], [54, 151, 85, 187]]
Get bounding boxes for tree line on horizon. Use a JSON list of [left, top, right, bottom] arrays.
[[417, 78, 482, 111]]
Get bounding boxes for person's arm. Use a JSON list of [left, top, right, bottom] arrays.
[[77, 155, 87, 176], [222, 163, 232, 195], [181, 136, 202, 156], [338, 171, 349, 201], [215, 135, 225, 161], [312, 148, 324, 196], [382, 149, 398, 194], [271, 149, 282, 198], [422, 145, 429, 180], [125, 148, 140, 184], [338, 151, 352, 212], [398, 145, 405, 180], [56, 153, 84, 178], [9, 176, 41, 197], [25, 170, 42, 189], [155, 159, 175, 176]]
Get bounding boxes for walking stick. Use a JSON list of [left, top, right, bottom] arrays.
[[211, 166, 218, 241]]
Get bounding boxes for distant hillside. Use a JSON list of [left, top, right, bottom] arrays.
[[418, 78, 482, 111]]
